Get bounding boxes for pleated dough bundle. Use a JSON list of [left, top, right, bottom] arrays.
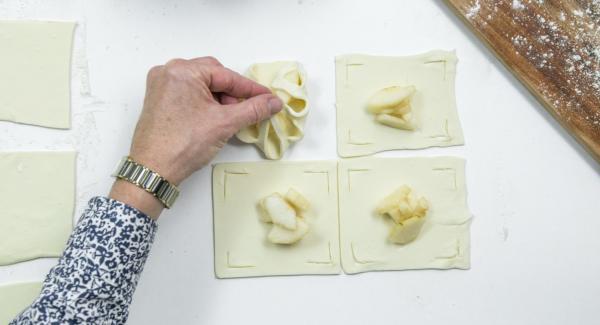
[[236, 61, 309, 160]]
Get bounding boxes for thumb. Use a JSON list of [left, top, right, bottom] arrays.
[[225, 94, 283, 129]]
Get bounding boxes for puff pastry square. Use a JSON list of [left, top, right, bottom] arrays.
[[212, 160, 340, 278], [0, 21, 75, 129], [338, 157, 471, 274], [335, 50, 464, 157], [0, 151, 75, 266]]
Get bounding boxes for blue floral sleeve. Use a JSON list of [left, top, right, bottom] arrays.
[[11, 196, 158, 325]]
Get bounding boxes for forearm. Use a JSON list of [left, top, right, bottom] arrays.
[[11, 56, 281, 324], [12, 196, 157, 325]]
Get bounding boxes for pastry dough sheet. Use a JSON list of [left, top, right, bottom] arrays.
[[0, 21, 75, 129], [338, 157, 471, 274], [0, 151, 76, 266], [0, 282, 42, 324], [335, 50, 464, 157], [212, 160, 340, 278]]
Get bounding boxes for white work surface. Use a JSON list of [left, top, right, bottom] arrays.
[[1, 1, 599, 324]]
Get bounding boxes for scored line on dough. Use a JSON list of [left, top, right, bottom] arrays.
[[347, 168, 370, 191], [423, 59, 447, 81], [226, 251, 256, 269], [433, 239, 461, 261], [347, 130, 373, 146], [432, 167, 457, 190], [223, 170, 249, 200], [345, 62, 364, 85], [428, 119, 452, 142], [350, 242, 377, 265], [306, 241, 334, 265]]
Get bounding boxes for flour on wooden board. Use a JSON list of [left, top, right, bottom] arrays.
[[465, 0, 600, 127]]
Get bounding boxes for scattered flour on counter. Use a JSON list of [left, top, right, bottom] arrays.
[[466, 0, 480, 19], [512, 0, 524, 10]]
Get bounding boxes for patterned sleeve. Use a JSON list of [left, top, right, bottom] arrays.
[[11, 196, 158, 325]]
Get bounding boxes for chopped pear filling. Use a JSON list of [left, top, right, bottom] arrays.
[[258, 189, 311, 244], [366, 85, 416, 130], [268, 219, 309, 244], [260, 193, 297, 230], [284, 188, 311, 212], [375, 186, 429, 244], [388, 216, 426, 245]]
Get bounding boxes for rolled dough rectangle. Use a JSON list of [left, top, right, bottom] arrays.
[[0, 21, 76, 129], [0, 282, 42, 324], [212, 160, 341, 278], [338, 156, 471, 274], [336, 50, 464, 157], [0, 151, 76, 266]]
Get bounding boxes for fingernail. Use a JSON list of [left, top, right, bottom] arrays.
[[267, 97, 283, 113]]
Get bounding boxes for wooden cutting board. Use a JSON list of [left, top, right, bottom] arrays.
[[443, 0, 600, 163]]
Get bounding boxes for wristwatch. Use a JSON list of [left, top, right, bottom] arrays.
[[112, 156, 180, 209]]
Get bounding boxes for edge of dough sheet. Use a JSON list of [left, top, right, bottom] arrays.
[[337, 156, 472, 274], [0, 150, 77, 266], [211, 160, 341, 279], [0, 20, 77, 129], [335, 50, 465, 158]]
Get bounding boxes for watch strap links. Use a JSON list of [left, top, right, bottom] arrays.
[[113, 157, 180, 209]]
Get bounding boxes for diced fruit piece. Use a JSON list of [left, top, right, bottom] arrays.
[[284, 188, 311, 212], [366, 85, 416, 114], [375, 113, 415, 130], [375, 186, 411, 214], [261, 193, 297, 230], [394, 103, 412, 116], [388, 209, 408, 224], [379, 108, 396, 115], [376, 186, 430, 244], [388, 200, 413, 223], [388, 216, 426, 244], [413, 197, 429, 218], [397, 200, 412, 215], [257, 201, 272, 223], [267, 218, 309, 244]]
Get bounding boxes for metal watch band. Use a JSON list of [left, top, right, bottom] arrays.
[[112, 156, 180, 209]]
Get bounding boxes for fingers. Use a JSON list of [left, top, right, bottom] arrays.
[[224, 94, 283, 129], [219, 94, 240, 105], [206, 65, 272, 99], [189, 56, 224, 67], [151, 56, 273, 103], [146, 65, 164, 86]]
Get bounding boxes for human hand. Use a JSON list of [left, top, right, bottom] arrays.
[[110, 56, 283, 218]]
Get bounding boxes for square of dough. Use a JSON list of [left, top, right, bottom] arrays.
[[213, 160, 340, 278], [0, 151, 76, 266], [0, 282, 42, 324], [338, 157, 471, 274], [0, 21, 76, 129], [335, 50, 464, 157]]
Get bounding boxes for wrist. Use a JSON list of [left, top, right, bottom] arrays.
[[128, 151, 186, 186], [110, 156, 182, 219], [109, 179, 164, 220]]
